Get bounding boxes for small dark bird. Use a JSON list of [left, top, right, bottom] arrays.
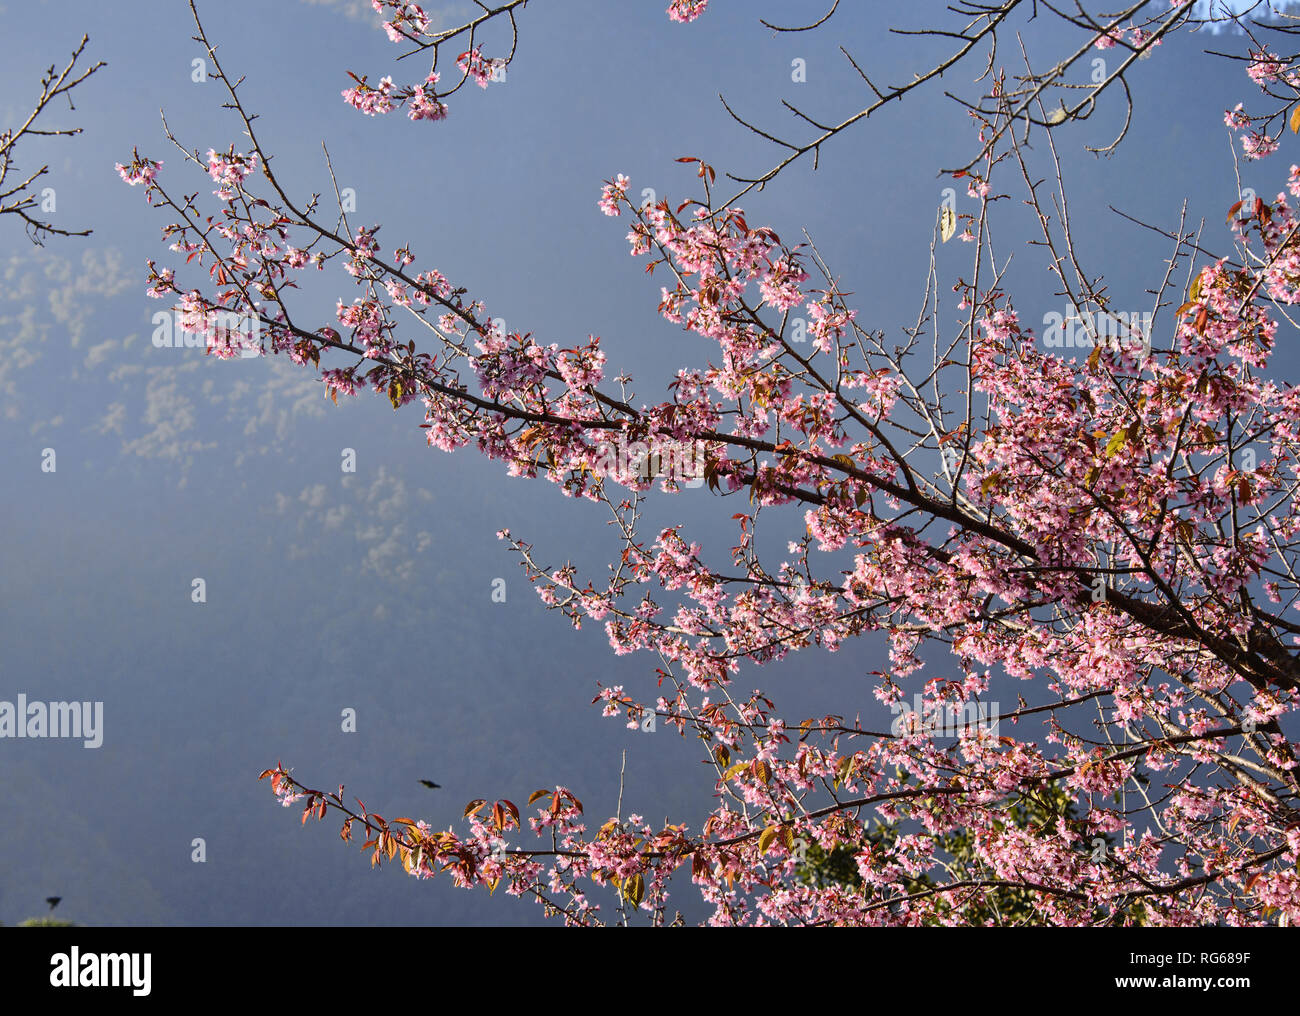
[[418, 780, 441, 789], [46, 897, 61, 911]]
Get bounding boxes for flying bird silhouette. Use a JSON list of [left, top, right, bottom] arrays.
[[46, 897, 61, 911], [418, 780, 441, 789]]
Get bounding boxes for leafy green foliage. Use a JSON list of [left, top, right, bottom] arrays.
[[794, 780, 1145, 925]]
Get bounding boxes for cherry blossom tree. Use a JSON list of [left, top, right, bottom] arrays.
[[120, 0, 1300, 925]]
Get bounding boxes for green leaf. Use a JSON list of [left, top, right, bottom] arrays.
[[621, 873, 645, 907], [722, 761, 748, 782]]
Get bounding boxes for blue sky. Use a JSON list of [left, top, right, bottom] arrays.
[[0, 0, 1295, 925]]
